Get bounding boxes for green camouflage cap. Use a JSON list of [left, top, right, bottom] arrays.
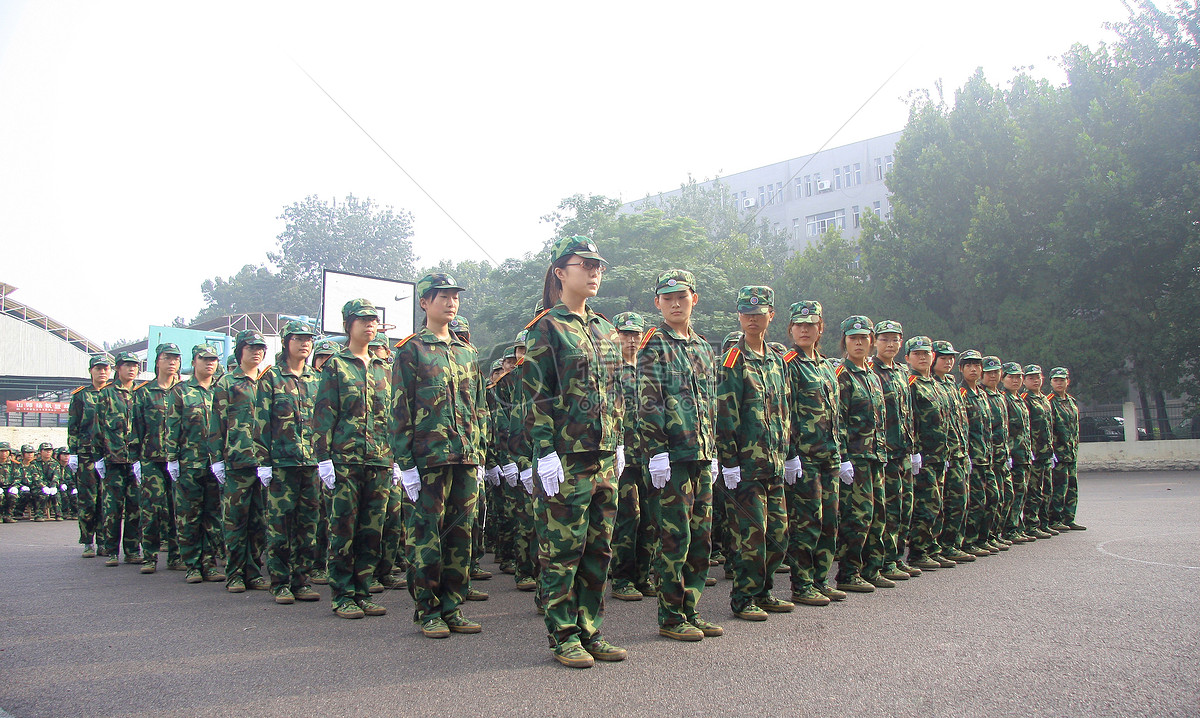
[[840, 315, 873, 336], [235, 330, 267, 347], [21, 444, 35, 453], [417, 272, 466, 299], [490, 359, 504, 372], [502, 346, 517, 360], [655, 269, 696, 295], [226, 355, 238, 368], [874, 319, 903, 335], [721, 331, 743, 350], [1023, 363, 1043, 376], [0, 441, 10, 451], [737, 286, 774, 314], [1001, 361, 1023, 376], [904, 335, 934, 354], [932, 340, 958, 356], [155, 342, 181, 357], [114, 351, 140, 365], [982, 355, 1002, 372], [38, 441, 53, 451], [369, 332, 390, 348], [57, 446, 69, 456], [789, 300, 823, 324], [281, 320, 317, 339], [191, 344, 220, 359], [89, 355, 115, 369], [514, 329, 528, 347], [612, 311, 646, 333], [550, 235, 606, 264], [1048, 366, 1069, 379], [313, 340, 337, 356], [959, 349, 982, 362], [341, 298, 379, 322], [449, 316, 470, 334]]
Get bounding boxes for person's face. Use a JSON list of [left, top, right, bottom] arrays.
[[981, 369, 1001, 388], [933, 354, 955, 376], [117, 362, 138, 383], [1050, 376, 1069, 393], [515, 346, 527, 360], [22, 451, 33, 464], [789, 320, 822, 350], [193, 357, 217, 380], [157, 353, 180, 377], [39, 448, 52, 461], [619, 330, 642, 356], [242, 345, 266, 367], [844, 333, 872, 362], [556, 256, 604, 298], [907, 349, 933, 374], [421, 289, 460, 325], [0, 450, 9, 463], [654, 290, 698, 326], [738, 309, 773, 337], [1024, 373, 1043, 393], [961, 362, 982, 383], [90, 364, 111, 385], [491, 369, 503, 382], [875, 332, 902, 361], [288, 335, 313, 360], [350, 316, 379, 345], [58, 454, 69, 466], [502, 357, 517, 371], [1003, 374, 1023, 392]]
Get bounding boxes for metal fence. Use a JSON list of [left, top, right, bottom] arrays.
[[1079, 399, 1198, 442]]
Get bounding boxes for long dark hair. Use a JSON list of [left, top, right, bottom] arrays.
[[541, 255, 572, 312]]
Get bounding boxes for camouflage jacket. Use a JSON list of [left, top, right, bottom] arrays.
[[32, 458, 57, 490], [390, 328, 486, 471], [783, 347, 841, 463], [313, 350, 392, 467], [522, 304, 623, 457], [1050, 392, 1080, 462], [836, 360, 886, 463], [716, 339, 789, 478], [1004, 389, 1032, 464], [637, 324, 717, 463], [211, 368, 268, 470], [1024, 391, 1053, 466], [17, 461, 40, 490], [872, 359, 915, 460], [52, 461, 75, 490], [485, 379, 511, 468], [96, 381, 140, 465], [985, 387, 1010, 466], [909, 373, 950, 462], [507, 361, 534, 471], [0, 460, 13, 488], [166, 376, 217, 469], [938, 375, 968, 459], [133, 379, 178, 463], [67, 383, 105, 456], [258, 363, 319, 468], [960, 384, 993, 467]]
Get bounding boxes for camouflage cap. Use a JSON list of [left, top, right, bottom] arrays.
[[1001, 361, 1023, 376], [235, 330, 267, 347], [281, 320, 317, 339], [57, 446, 69, 456], [502, 346, 517, 360], [655, 269, 695, 295], [417, 272, 466, 299], [114, 351, 140, 366], [514, 329, 528, 347], [904, 335, 934, 354], [38, 441, 53, 451], [840, 315, 873, 336], [490, 359, 504, 372], [0, 441, 10, 451], [959, 349, 983, 362], [789, 300, 823, 324], [21, 444, 34, 453], [155, 342, 181, 357], [1023, 363, 1043, 376], [449, 316, 470, 334], [341, 298, 379, 322], [369, 332, 390, 348], [1048, 366, 1070, 379], [737, 286, 774, 314], [932, 340, 958, 356], [89, 355, 115, 369], [191, 343, 219, 359], [874, 319, 903, 335], [226, 355, 238, 368], [981, 355, 1002, 372], [612, 311, 646, 333], [550, 235, 606, 264], [313, 340, 337, 356]]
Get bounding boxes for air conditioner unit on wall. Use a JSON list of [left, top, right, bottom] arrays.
[[816, 180, 831, 192], [742, 198, 756, 208]]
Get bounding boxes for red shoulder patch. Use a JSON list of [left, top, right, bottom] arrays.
[[70, 385, 86, 395], [1020, 392, 1028, 399], [516, 356, 525, 366], [959, 387, 968, 397], [908, 375, 918, 385], [722, 347, 741, 369], [638, 327, 657, 350], [134, 381, 149, 390], [393, 333, 417, 350], [783, 350, 798, 363], [835, 364, 845, 377], [523, 309, 551, 331]]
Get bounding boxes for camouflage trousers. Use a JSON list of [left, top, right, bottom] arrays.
[[995, 462, 1014, 539], [908, 457, 945, 560], [328, 464, 387, 604], [175, 465, 223, 572], [139, 462, 179, 565], [611, 464, 655, 591], [1004, 462, 1030, 535], [313, 485, 331, 572], [712, 479, 732, 558], [1, 485, 15, 519], [837, 459, 882, 581], [406, 464, 478, 623], [493, 483, 518, 564], [649, 460, 712, 626], [101, 463, 141, 558], [938, 455, 970, 553], [222, 467, 266, 585], [377, 482, 404, 581], [726, 475, 787, 612], [266, 466, 319, 589], [1025, 462, 1052, 528], [538, 451, 616, 649], [483, 482, 503, 557], [786, 457, 837, 591], [76, 455, 103, 545], [513, 484, 539, 579], [880, 457, 914, 571], [1050, 459, 1079, 524], [966, 463, 999, 548], [472, 477, 487, 565]]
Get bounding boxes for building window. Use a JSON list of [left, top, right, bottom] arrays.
[[844, 165, 851, 186], [885, 155, 894, 174], [852, 205, 861, 228], [758, 186, 766, 207], [805, 209, 846, 237], [873, 200, 882, 217], [792, 217, 802, 239], [874, 157, 883, 180], [833, 167, 842, 190], [853, 163, 862, 186], [776, 182, 784, 203], [804, 175, 812, 197], [795, 177, 803, 198]]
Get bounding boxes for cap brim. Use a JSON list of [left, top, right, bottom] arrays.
[[656, 285, 692, 295], [790, 315, 821, 324], [571, 251, 607, 264], [738, 305, 771, 315], [843, 329, 871, 336]]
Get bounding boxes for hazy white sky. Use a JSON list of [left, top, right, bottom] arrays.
[[0, 0, 1125, 343]]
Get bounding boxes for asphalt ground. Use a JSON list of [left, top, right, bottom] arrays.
[[1, 470, 1197, 718]]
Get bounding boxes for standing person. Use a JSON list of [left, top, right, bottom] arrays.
[[1, 442, 15, 522], [313, 299, 393, 619], [167, 344, 224, 584], [933, 341, 972, 563], [56, 448, 76, 520], [958, 351, 998, 557], [309, 339, 338, 585], [447, 313, 493, 595], [716, 286, 794, 620], [133, 343, 183, 574], [869, 320, 916, 586], [1001, 363, 1034, 543], [522, 235, 626, 668], [33, 442, 58, 521], [96, 352, 143, 566], [258, 321, 322, 605], [904, 336, 953, 569], [392, 272, 487, 638], [610, 310, 653, 603], [211, 330, 271, 593], [639, 271, 723, 641], [1048, 367, 1085, 531], [981, 356, 1012, 549], [833, 316, 887, 593], [67, 355, 113, 555], [1022, 366, 1057, 538]]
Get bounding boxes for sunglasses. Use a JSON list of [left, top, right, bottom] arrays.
[[564, 259, 606, 274]]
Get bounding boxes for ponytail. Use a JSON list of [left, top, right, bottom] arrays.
[[542, 255, 570, 312]]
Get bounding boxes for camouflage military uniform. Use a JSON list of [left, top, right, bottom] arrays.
[[984, 382, 1011, 544], [167, 372, 222, 576], [67, 370, 108, 546], [96, 375, 142, 560], [1023, 370, 1054, 533], [835, 357, 886, 584], [1049, 379, 1081, 527], [0, 446, 16, 521], [134, 374, 182, 569], [937, 363, 971, 557], [908, 362, 950, 562], [611, 323, 655, 599], [870, 344, 914, 579], [507, 357, 542, 590], [960, 380, 996, 552], [1002, 368, 1032, 540], [212, 363, 269, 588]]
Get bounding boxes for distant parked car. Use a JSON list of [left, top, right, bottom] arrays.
[[1173, 416, 1200, 440], [1081, 416, 1147, 442]]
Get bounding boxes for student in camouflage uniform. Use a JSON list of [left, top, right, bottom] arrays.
[[639, 272, 724, 641], [932, 342, 972, 562], [834, 316, 887, 592], [904, 336, 956, 567], [309, 340, 338, 584], [0, 442, 16, 522], [1001, 362, 1035, 543], [32, 442, 58, 521], [1048, 367, 1086, 531], [133, 343, 182, 573], [314, 299, 393, 619], [258, 321, 322, 604], [508, 336, 542, 598], [523, 236, 627, 669], [958, 351, 998, 558], [610, 310, 654, 603], [1022, 365, 1058, 538], [870, 320, 916, 586], [717, 286, 794, 620], [68, 355, 114, 553], [392, 273, 487, 637], [56, 448, 77, 519], [484, 358, 512, 572], [96, 352, 143, 566], [167, 344, 224, 584], [981, 356, 1013, 550], [781, 301, 845, 606]]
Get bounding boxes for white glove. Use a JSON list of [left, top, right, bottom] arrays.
[[401, 467, 420, 502], [1006, 457, 1013, 470], [476, 465, 485, 487], [538, 452, 564, 497], [318, 459, 335, 489], [1031, 453, 1038, 463], [487, 466, 502, 486], [648, 452, 671, 490], [166, 461, 179, 482], [784, 456, 802, 486], [7, 487, 17, 495], [711, 458, 719, 481], [616, 445, 626, 478], [967, 461, 973, 476], [20, 485, 30, 492], [721, 466, 741, 490], [392, 463, 402, 486], [501, 462, 518, 487], [42, 486, 53, 495], [49, 487, 58, 496], [60, 484, 68, 492], [257, 466, 273, 486], [1052, 454, 1059, 467], [68, 454, 78, 472], [95, 459, 106, 479], [838, 461, 855, 485], [71, 488, 78, 495], [519, 467, 534, 494], [210, 461, 226, 485], [132, 461, 142, 483], [911, 453, 923, 475]]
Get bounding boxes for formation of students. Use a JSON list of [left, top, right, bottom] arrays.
[[32, 235, 1087, 669]]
